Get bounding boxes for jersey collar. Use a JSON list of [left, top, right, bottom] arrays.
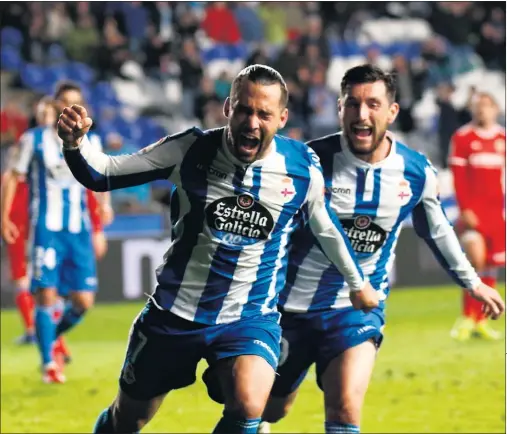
[[340, 131, 397, 169]]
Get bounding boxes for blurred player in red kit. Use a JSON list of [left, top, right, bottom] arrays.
[[448, 91, 505, 341]]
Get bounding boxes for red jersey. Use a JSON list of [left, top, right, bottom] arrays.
[[448, 123, 505, 216]]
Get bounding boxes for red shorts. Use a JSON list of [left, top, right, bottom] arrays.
[[458, 213, 506, 267], [6, 221, 28, 280]]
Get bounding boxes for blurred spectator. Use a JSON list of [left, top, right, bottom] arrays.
[[203, 100, 226, 130], [476, 7, 506, 71], [45, 3, 73, 44], [63, 13, 100, 64], [435, 82, 473, 168], [95, 17, 130, 80], [298, 15, 330, 69], [420, 36, 455, 87], [143, 22, 170, 80], [391, 54, 425, 133], [0, 99, 28, 148], [122, 1, 149, 58], [304, 43, 327, 73], [285, 77, 310, 133], [308, 68, 338, 137], [202, 2, 241, 44], [104, 133, 152, 213], [148, 1, 174, 43], [429, 2, 473, 47], [284, 123, 305, 141], [272, 39, 301, 81], [214, 71, 232, 101], [285, 2, 308, 40], [172, 3, 200, 41], [245, 47, 270, 68], [179, 38, 204, 118], [24, 3, 47, 64], [257, 2, 288, 46], [232, 2, 264, 44], [194, 76, 220, 124]]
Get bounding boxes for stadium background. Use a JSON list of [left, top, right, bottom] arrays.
[[0, 2, 505, 433]]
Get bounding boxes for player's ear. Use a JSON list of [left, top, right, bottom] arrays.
[[337, 98, 342, 114], [387, 101, 400, 125], [223, 97, 231, 119], [279, 107, 289, 129]]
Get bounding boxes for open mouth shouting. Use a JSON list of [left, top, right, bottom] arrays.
[[236, 133, 261, 160], [351, 124, 373, 140]]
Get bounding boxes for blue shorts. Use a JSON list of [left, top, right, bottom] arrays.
[[271, 307, 385, 397], [119, 300, 281, 401], [30, 229, 97, 294]]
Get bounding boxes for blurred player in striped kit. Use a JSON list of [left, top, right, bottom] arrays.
[[1, 92, 100, 384], [448, 91, 506, 341], [1, 90, 111, 363], [58, 65, 379, 434], [254, 65, 504, 434]]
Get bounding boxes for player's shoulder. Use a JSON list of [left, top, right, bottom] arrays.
[[275, 133, 312, 161], [452, 123, 475, 141], [394, 138, 436, 178], [305, 132, 342, 159]]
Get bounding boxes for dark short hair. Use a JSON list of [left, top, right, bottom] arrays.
[[341, 64, 397, 102], [54, 80, 82, 101], [231, 64, 289, 108]]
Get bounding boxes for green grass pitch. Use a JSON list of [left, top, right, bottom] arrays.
[[1, 285, 505, 433]]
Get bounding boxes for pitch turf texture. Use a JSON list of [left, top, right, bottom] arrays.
[[1, 285, 505, 433]]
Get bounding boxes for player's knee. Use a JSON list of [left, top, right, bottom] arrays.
[[71, 292, 95, 311], [326, 395, 361, 426], [34, 288, 57, 306], [227, 394, 267, 419]]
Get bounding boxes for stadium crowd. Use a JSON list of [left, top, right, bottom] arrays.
[[1, 1, 505, 214]]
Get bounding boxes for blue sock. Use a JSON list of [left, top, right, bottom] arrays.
[[56, 303, 85, 336], [325, 421, 360, 433], [93, 407, 115, 433], [35, 305, 56, 365], [212, 411, 261, 434]]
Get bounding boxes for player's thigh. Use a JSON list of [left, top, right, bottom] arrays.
[[119, 304, 203, 401], [210, 314, 282, 417], [460, 229, 487, 270], [316, 308, 384, 423], [321, 339, 378, 424]]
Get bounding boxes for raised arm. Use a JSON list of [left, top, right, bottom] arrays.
[[304, 155, 379, 311], [58, 105, 197, 192], [412, 162, 504, 319]]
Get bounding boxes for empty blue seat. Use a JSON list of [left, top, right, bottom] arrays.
[[1, 46, 22, 72], [1, 27, 23, 47]]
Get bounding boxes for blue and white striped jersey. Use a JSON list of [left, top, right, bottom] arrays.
[[64, 127, 365, 325], [13, 126, 97, 234], [280, 132, 481, 313]]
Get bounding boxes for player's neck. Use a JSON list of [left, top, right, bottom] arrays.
[[355, 136, 392, 165], [473, 121, 496, 131]]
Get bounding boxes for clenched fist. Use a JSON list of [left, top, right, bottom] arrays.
[[57, 105, 93, 148]]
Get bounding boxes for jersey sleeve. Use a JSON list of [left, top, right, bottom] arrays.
[[12, 131, 34, 176], [448, 132, 472, 211], [304, 152, 365, 292], [63, 128, 200, 192], [412, 161, 481, 290]]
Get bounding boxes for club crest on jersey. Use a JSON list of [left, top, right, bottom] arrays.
[[398, 180, 412, 205], [206, 194, 274, 246], [340, 216, 387, 256]]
